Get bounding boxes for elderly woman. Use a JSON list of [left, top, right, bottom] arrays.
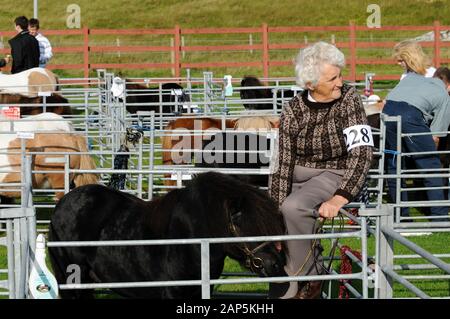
[[269, 42, 373, 299], [394, 40, 436, 80], [383, 43, 450, 222]]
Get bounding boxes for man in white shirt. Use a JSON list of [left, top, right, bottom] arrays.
[[29, 18, 53, 68]]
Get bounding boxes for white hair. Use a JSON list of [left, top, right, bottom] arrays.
[[294, 41, 345, 89]]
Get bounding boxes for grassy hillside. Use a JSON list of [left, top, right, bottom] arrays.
[[0, 2, 444, 120], [1, 0, 449, 29], [1, 1, 450, 79]]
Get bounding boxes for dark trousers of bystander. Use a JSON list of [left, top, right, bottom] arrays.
[[383, 100, 448, 220]]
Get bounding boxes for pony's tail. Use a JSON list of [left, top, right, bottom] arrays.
[[73, 135, 99, 186]]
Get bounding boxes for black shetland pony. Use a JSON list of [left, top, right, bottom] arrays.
[[124, 81, 190, 114], [49, 172, 286, 299], [240, 76, 296, 110]]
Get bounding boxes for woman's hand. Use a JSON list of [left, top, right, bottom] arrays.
[[318, 195, 349, 218], [432, 136, 439, 149]]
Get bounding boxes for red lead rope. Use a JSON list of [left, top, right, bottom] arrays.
[[339, 245, 363, 299]]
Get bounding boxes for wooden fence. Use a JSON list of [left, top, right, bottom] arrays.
[[1, 21, 449, 80]]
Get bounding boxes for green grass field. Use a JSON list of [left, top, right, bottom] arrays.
[[1, 223, 449, 299], [2, 1, 449, 30], [216, 231, 450, 298]]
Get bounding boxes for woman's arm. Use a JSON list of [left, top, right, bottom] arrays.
[[325, 90, 374, 217], [269, 102, 298, 206]]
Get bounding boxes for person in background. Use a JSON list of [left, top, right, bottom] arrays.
[[29, 18, 53, 68], [8, 16, 40, 74], [269, 42, 373, 299], [383, 45, 450, 222], [433, 66, 450, 94], [394, 40, 436, 80], [433, 67, 450, 196], [0, 55, 11, 68]]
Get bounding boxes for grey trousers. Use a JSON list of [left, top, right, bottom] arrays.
[[277, 166, 344, 298]]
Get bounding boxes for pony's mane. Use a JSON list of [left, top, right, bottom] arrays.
[[185, 172, 285, 237]]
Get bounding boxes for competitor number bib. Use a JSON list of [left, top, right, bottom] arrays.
[[343, 125, 374, 151]]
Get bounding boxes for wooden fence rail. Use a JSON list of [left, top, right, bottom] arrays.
[[1, 21, 449, 80]]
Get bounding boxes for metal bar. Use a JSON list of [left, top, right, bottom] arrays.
[[381, 226, 450, 274], [378, 206, 394, 298], [137, 136, 143, 199], [330, 269, 362, 299], [402, 275, 450, 280], [64, 155, 70, 195], [47, 230, 362, 248], [382, 266, 431, 299], [200, 240, 210, 299], [394, 264, 446, 271], [6, 220, 15, 299], [361, 217, 369, 298], [18, 218, 28, 298], [395, 253, 450, 259], [395, 116, 402, 222], [13, 219, 22, 298], [148, 112, 155, 200], [58, 272, 362, 290]]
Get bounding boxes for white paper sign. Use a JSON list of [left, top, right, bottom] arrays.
[[170, 173, 192, 181], [343, 125, 374, 151], [16, 132, 35, 139]]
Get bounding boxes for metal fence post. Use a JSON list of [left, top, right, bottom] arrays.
[[137, 134, 143, 199], [200, 240, 211, 299], [64, 155, 70, 195], [148, 112, 155, 200], [360, 216, 369, 298], [378, 205, 394, 298]]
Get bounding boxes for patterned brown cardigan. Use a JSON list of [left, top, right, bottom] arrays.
[[269, 83, 373, 207]]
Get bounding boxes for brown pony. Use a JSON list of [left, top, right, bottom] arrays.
[[0, 133, 98, 200], [161, 115, 279, 186], [161, 117, 235, 166], [0, 93, 72, 115]]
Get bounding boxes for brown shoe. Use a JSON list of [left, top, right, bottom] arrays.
[[292, 281, 322, 299]]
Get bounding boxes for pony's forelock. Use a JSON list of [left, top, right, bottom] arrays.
[[188, 172, 285, 237]]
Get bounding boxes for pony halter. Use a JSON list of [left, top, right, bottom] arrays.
[[228, 212, 271, 273]]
